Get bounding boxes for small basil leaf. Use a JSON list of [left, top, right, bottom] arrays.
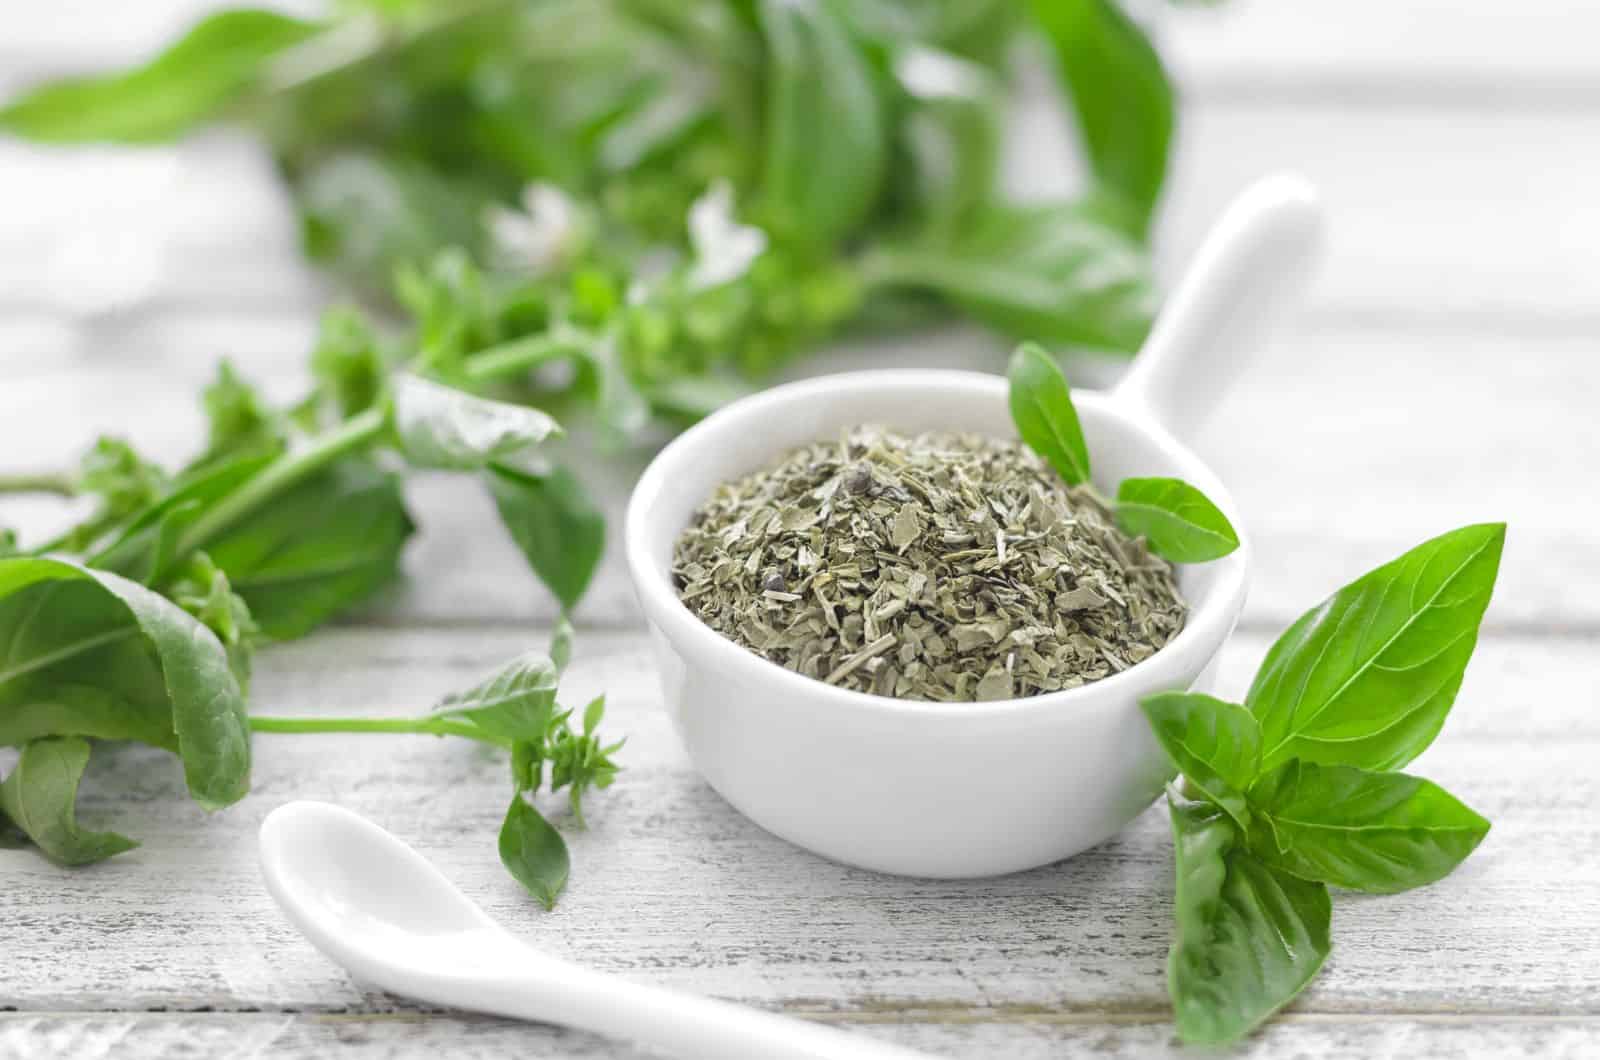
[[499, 794, 570, 910], [486, 465, 605, 612], [392, 374, 563, 472], [1249, 761, 1490, 895], [869, 201, 1155, 352], [200, 459, 414, 640], [431, 651, 559, 744], [0, 737, 138, 866], [0, 10, 323, 143], [1032, 0, 1174, 240], [757, 0, 888, 250], [1115, 477, 1240, 563], [1141, 693, 1259, 829], [1248, 524, 1506, 773], [1168, 795, 1331, 1045], [0, 558, 250, 810], [1007, 342, 1091, 485]]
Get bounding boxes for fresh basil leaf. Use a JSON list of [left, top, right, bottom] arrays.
[[0, 10, 323, 143], [1115, 477, 1240, 563], [499, 794, 569, 910], [1142, 693, 1259, 829], [1032, 0, 1173, 240], [1007, 342, 1091, 485], [1249, 761, 1490, 895], [0, 737, 138, 866], [869, 201, 1155, 352], [0, 558, 249, 809], [432, 651, 559, 743], [1248, 524, 1506, 773], [200, 459, 413, 640], [486, 465, 605, 612], [1168, 795, 1331, 1045], [392, 374, 563, 472], [757, 0, 888, 251]]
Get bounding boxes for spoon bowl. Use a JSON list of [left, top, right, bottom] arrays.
[[624, 174, 1323, 878], [260, 800, 938, 1060]]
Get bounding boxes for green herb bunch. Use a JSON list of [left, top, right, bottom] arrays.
[[0, 358, 615, 903], [1, 0, 1176, 420], [1145, 523, 1504, 1042], [0, 0, 1184, 901], [1007, 342, 1242, 562]]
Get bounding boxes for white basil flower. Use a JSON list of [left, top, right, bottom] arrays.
[[686, 180, 768, 291]]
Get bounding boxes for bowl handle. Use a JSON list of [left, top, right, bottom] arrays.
[[1114, 173, 1323, 443]]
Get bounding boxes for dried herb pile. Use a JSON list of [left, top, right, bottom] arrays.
[[673, 425, 1185, 700]]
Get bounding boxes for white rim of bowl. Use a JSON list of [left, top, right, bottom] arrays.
[[624, 370, 1250, 719]]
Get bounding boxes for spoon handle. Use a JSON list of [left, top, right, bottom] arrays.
[[1115, 172, 1323, 443], [441, 948, 938, 1060]]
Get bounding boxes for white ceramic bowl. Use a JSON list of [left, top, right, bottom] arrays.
[[624, 176, 1321, 877]]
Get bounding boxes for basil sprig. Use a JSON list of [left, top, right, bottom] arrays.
[[1146, 523, 1504, 1042], [1006, 343, 1241, 563]]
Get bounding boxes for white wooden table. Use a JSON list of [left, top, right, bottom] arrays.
[[3, 3, 1599, 1057]]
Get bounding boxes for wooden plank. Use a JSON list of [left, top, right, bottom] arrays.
[[1164, 0, 1600, 100], [2, 1011, 1597, 1060], [1, 628, 1593, 1017], [1, 319, 1587, 630]]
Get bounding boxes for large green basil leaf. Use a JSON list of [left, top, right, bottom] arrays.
[[867, 201, 1155, 352], [1142, 693, 1259, 829], [499, 793, 570, 911], [0, 10, 323, 143], [393, 374, 563, 472], [0, 737, 138, 866], [1168, 795, 1331, 1045], [0, 557, 250, 810], [1031, 0, 1173, 240], [1115, 477, 1240, 563], [201, 459, 414, 640], [1249, 761, 1490, 895], [758, 0, 888, 251], [1006, 342, 1091, 485], [1248, 524, 1505, 773], [487, 465, 606, 612]]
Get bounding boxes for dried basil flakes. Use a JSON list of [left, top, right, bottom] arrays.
[[672, 426, 1186, 701]]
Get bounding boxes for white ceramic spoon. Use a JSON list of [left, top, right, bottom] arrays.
[[260, 800, 938, 1060]]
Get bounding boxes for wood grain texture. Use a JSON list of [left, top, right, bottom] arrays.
[[2, 3, 1595, 1056], [3, 1012, 1599, 1060], [1, 629, 1592, 1025]]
